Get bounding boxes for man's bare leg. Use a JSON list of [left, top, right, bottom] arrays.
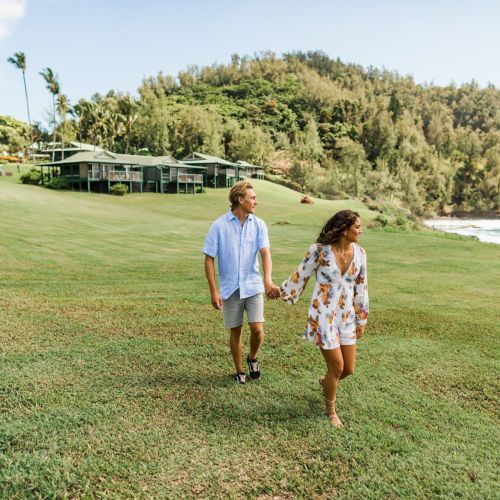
[[229, 326, 244, 373], [248, 322, 264, 359]]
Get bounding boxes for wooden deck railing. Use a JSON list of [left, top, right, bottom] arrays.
[[108, 171, 142, 181], [84, 170, 142, 181], [178, 173, 203, 183]]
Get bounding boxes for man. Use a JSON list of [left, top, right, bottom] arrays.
[[203, 180, 279, 384]]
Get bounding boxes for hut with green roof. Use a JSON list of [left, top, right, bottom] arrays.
[[181, 153, 265, 187], [234, 160, 265, 180], [181, 152, 240, 188], [40, 150, 206, 194]]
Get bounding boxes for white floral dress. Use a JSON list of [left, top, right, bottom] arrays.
[[280, 243, 369, 350]]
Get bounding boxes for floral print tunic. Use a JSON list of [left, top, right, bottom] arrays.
[[280, 243, 369, 350]]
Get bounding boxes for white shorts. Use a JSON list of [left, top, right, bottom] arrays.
[[223, 290, 264, 328], [305, 321, 357, 350]]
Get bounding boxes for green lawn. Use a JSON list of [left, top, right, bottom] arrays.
[[0, 176, 498, 498]]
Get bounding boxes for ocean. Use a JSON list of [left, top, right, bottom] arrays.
[[423, 219, 500, 244]]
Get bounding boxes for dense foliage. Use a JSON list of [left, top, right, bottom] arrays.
[[19, 168, 41, 185], [109, 183, 129, 196], [0, 115, 29, 153], [7, 51, 500, 214], [46, 176, 69, 190]]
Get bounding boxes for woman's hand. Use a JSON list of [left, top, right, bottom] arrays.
[[355, 325, 365, 339], [265, 283, 281, 299]]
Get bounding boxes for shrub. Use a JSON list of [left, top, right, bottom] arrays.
[[110, 183, 129, 196], [395, 215, 409, 228], [19, 169, 41, 185], [46, 177, 69, 190], [374, 214, 389, 227]]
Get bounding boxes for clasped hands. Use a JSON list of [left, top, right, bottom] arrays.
[[265, 282, 281, 300]]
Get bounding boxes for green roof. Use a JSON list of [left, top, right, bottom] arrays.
[[181, 152, 238, 167], [235, 160, 264, 170], [41, 141, 104, 153], [39, 150, 206, 170]]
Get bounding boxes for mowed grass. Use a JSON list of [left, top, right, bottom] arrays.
[[0, 175, 498, 498]]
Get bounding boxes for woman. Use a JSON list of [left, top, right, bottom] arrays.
[[280, 210, 369, 427]]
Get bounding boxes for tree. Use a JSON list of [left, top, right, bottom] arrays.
[[73, 99, 95, 144], [170, 105, 224, 157], [334, 137, 370, 197], [294, 120, 324, 162], [7, 52, 35, 166], [0, 114, 29, 153], [226, 121, 273, 164], [117, 95, 138, 153], [56, 94, 71, 159], [39, 67, 60, 161], [134, 92, 172, 156]]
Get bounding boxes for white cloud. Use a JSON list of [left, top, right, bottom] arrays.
[[0, 0, 27, 39]]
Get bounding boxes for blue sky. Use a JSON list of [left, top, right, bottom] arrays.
[[1, 0, 499, 126]]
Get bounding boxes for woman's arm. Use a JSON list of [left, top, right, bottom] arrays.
[[353, 249, 369, 328], [280, 243, 321, 304]]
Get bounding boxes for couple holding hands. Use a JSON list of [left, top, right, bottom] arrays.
[[203, 181, 369, 427]]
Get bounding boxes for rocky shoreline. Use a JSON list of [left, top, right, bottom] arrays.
[[448, 210, 500, 219]]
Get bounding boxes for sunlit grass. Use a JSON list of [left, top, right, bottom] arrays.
[[0, 177, 498, 497]]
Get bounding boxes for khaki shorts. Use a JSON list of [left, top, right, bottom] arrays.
[[223, 290, 264, 328]]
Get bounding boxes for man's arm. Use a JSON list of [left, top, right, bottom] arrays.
[[259, 247, 279, 298], [204, 255, 223, 310]]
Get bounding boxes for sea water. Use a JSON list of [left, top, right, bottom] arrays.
[[423, 219, 500, 244]]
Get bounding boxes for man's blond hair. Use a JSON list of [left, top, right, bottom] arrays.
[[229, 180, 254, 210]]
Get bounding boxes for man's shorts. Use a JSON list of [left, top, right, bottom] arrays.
[[223, 290, 264, 328]]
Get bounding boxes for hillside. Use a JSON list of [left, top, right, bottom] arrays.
[[4, 52, 500, 217], [0, 177, 498, 497]]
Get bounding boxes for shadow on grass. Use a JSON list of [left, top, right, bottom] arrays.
[[145, 370, 324, 431]]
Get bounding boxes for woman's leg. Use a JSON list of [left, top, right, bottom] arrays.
[[340, 344, 356, 379], [320, 347, 344, 427]]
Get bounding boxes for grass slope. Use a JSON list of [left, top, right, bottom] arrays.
[[0, 176, 498, 498]]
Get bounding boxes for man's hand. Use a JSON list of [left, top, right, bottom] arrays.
[[356, 325, 365, 339], [265, 282, 280, 300], [211, 291, 223, 310]]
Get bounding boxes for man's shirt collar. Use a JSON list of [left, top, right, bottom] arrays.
[[227, 210, 254, 222]]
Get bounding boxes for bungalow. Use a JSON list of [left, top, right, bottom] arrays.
[[234, 160, 265, 180], [181, 152, 240, 188], [40, 150, 206, 194]]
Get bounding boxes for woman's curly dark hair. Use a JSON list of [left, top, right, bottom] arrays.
[[316, 210, 360, 245]]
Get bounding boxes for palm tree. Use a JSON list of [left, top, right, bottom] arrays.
[[73, 99, 94, 144], [118, 95, 138, 153], [7, 52, 35, 167], [56, 94, 71, 160], [39, 67, 60, 162]]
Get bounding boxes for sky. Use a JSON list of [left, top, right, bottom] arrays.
[[1, 0, 499, 126]]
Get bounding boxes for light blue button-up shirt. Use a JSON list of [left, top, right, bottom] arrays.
[[203, 210, 270, 299]]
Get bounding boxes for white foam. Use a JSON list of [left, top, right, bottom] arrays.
[[423, 219, 500, 244]]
